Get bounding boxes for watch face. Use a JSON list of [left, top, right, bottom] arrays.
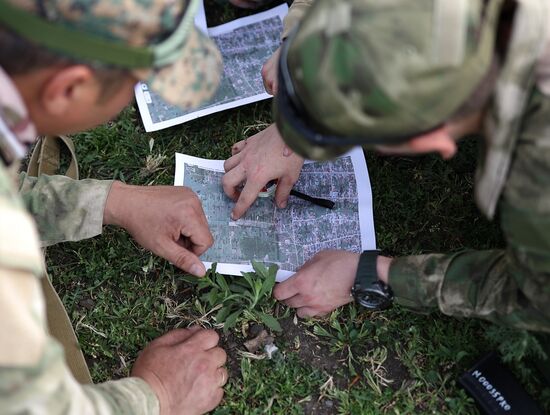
[[354, 282, 393, 310]]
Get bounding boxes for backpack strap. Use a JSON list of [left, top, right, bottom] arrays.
[[27, 135, 79, 179]]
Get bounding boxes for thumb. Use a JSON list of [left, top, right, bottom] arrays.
[[164, 240, 206, 277]]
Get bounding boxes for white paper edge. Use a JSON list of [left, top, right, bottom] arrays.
[[135, 2, 288, 132], [175, 147, 375, 282]]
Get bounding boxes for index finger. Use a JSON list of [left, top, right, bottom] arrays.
[[222, 165, 246, 202], [231, 179, 266, 220], [150, 327, 200, 347], [184, 329, 220, 351]]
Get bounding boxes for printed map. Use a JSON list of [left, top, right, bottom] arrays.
[[135, 4, 287, 131], [176, 149, 376, 280]]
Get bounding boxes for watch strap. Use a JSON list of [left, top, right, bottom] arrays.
[[354, 250, 380, 290]]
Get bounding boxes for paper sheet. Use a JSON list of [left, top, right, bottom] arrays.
[[135, 2, 288, 132], [174, 148, 376, 281]]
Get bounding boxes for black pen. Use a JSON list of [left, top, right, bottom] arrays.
[[289, 188, 335, 209], [262, 180, 335, 210]]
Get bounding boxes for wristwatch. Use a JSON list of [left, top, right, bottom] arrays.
[[352, 250, 393, 310]]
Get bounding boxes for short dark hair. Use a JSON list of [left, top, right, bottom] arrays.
[[0, 27, 130, 102]]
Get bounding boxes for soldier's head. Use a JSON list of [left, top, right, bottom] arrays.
[[0, 0, 222, 135], [274, 0, 505, 160]]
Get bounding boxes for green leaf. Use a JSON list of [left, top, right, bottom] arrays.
[[313, 325, 331, 338], [228, 283, 249, 294], [242, 272, 255, 289], [258, 312, 282, 332], [216, 274, 230, 293], [251, 260, 268, 278], [206, 288, 219, 306], [223, 310, 242, 333], [215, 305, 232, 323], [258, 264, 278, 300]]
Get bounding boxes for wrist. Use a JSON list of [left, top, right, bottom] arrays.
[[376, 256, 393, 285], [103, 181, 129, 227], [352, 252, 394, 310]]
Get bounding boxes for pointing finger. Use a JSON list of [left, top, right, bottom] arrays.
[[274, 177, 295, 209], [231, 179, 266, 220], [222, 166, 246, 202]]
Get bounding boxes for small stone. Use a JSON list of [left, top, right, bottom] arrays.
[[324, 400, 334, 408]]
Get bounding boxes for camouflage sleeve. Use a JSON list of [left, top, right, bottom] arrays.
[[17, 173, 113, 246], [0, 178, 159, 414], [282, 0, 314, 39], [388, 88, 550, 333]]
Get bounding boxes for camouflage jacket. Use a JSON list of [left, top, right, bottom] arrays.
[[284, 0, 550, 332], [389, 0, 550, 333], [0, 67, 159, 413]]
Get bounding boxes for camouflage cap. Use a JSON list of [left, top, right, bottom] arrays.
[[0, 0, 223, 110], [274, 0, 503, 160]]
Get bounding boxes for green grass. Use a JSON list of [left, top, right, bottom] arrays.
[[44, 1, 550, 413]]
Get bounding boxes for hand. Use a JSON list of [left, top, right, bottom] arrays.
[[273, 250, 360, 318], [223, 123, 304, 220], [132, 327, 227, 415], [229, 0, 272, 9], [104, 183, 213, 277], [261, 46, 281, 95]]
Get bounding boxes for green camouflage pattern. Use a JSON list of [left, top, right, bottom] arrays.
[[475, 0, 550, 218], [281, 0, 550, 332], [18, 173, 113, 246], [4, 0, 223, 110], [282, 0, 313, 39], [390, 62, 550, 333], [0, 71, 159, 413], [279, 0, 500, 160]]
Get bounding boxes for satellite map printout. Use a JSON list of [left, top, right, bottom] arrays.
[[135, 2, 288, 132], [174, 148, 376, 281]]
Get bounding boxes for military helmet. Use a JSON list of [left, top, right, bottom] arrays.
[[0, 0, 222, 110], [274, 0, 503, 160]]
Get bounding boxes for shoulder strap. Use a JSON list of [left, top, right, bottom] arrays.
[[27, 135, 79, 180]]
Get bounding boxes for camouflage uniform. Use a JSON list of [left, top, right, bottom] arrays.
[[282, 0, 314, 39], [0, 0, 222, 412], [0, 68, 158, 413], [387, 0, 550, 333], [280, 0, 550, 332]]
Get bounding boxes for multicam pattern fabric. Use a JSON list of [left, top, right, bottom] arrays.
[[5, 0, 222, 111], [7, 0, 185, 46], [281, 0, 313, 39], [282, 0, 550, 332], [0, 69, 159, 413], [475, 0, 550, 218], [389, 0, 550, 333], [135, 27, 223, 109], [18, 173, 113, 247]]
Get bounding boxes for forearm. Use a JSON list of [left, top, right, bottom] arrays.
[[3, 343, 159, 414], [388, 248, 550, 332], [18, 173, 113, 246]]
